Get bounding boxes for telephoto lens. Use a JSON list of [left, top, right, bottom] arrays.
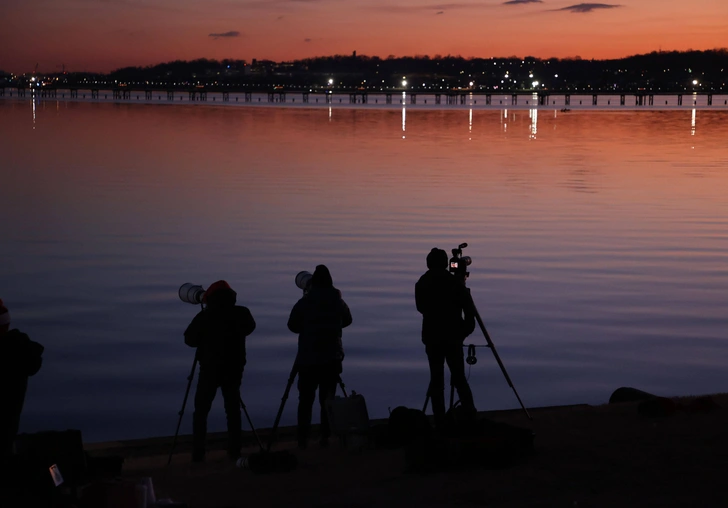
[[178, 283, 206, 305], [295, 271, 312, 291]]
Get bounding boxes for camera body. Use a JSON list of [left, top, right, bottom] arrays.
[[449, 242, 472, 281]]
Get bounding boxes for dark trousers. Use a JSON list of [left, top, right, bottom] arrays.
[[0, 379, 28, 463], [426, 342, 475, 428], [297, 364, 340, 444], [192, 369, 243, 458]]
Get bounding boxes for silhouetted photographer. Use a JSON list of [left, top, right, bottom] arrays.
[[184, 280, 256, 462], [0, 299, 44, 467], [287, 265, 352, 449], [415, 248, 476, 429]]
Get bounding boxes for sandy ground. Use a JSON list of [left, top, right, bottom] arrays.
[[86, 394, 728, 508]]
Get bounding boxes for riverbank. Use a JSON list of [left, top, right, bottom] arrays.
[[85, 392, 728, 507]]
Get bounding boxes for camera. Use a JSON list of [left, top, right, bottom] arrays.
[[295, 271, 313, 293], [179, 283, 206, 305], [449, 242, 472, 280]]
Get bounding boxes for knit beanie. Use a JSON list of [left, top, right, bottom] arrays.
[[426, 248, 448, 270], [0, 299, 9, 328], [311, 265, 333, 288]]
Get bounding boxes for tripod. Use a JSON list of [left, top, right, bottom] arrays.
[[266, 361, 348, 452], [422, 288, 531, 420], [167, 354, 264, 465]]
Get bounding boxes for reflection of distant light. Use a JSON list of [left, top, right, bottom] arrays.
[[691, 108, 696, 136], [402, 106, 406, 133], [530, 108, 538, 139], [328, 107, 332, 121], [469, 108, 472, 133]]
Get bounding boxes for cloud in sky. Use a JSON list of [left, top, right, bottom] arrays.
[[208, 30, 241, 38], [377, 2, 492, 13], [556, 3, 621, 13], [503, 0, 543, 4]]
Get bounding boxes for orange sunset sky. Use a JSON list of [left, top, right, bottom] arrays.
[[1, 0, 727, 73]]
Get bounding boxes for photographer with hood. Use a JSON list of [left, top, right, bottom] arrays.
[[184, 281, 256, 462], [0, 299, 44, 468], [415, 248, 476, 429], [288, 265, 352, 449]]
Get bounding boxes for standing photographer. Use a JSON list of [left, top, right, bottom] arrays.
[[184, 281, 256, 462], [415, 248, 476, 429], [0, 299, 44, 466], [287, 265, 352, 449]]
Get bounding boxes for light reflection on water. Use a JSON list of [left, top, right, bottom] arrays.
[[1, 101, 728, 442]]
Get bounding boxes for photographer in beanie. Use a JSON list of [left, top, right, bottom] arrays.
[[0, 299, 44, 465], [415, 248, 476, 429], [288, 265, 352, 449], [184, 281, 256, 462]]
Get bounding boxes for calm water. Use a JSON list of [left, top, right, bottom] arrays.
[[1, 100, 728, 443]]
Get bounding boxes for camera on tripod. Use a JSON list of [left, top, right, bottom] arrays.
[[178, 283, 206, 305], [449, 243, 472, 280]]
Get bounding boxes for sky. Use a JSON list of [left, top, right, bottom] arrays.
[[1, 0, 727, 73]]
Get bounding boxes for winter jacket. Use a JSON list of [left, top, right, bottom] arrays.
[[415, 269, 475, 345], [288, 286, 352, 368], [0, 329, 44, 383], [184, 289, 256, 373]]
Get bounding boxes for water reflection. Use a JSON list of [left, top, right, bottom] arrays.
[[691, 108, 696, 136], [529, 108, 538, 139], [402, 106, 406, 139], [2, 103, 728, 442]]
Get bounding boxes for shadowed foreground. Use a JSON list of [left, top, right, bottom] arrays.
[[87, 394, 728, 507]]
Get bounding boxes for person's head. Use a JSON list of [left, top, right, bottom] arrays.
[[0, 299, 10, 335], [203, 280, 237, 308], [426, 248, 448, 271], [311, 264, 334, 289]]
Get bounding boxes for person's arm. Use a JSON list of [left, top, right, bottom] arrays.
[[24, 336, 44, 377], [237, 306, 256, 337], [460, 286, 476, 339], [184, 311, 205, 347], [287, 299, 305, 334], [415, 280, 425, 315], [340, 298, 353, 328]]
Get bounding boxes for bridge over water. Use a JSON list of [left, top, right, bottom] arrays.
[[1, 86, 727, 108]]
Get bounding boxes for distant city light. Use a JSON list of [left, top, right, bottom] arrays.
[[469, 81, 474, 87], [529, 73, 533, 78], [554, 74, 559, 78], [692, 80, 699, 85], [328, 78, 333, 85], [402, 80, 407, 87], [532, 81, 539, 87]]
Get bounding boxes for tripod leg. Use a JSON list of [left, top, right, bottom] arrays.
[[337, 376, 348, 398], [468, 290, 532, 420], [422, 381, 431, 413], [449, 383, 455, 410], [266, 363, 298, 452], [239, 396, 264, 451], [167, 356, 198, 465]]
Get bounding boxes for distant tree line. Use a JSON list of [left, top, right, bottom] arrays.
[[8, 50, 728, 92]]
